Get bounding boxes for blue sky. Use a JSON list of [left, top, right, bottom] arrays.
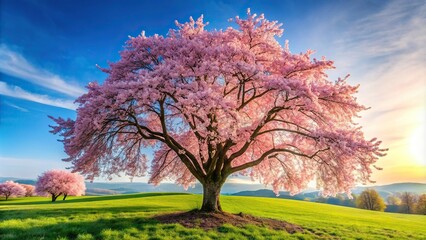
[[1, 0, 425, 184]]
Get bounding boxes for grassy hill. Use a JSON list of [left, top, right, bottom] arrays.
[[1, 193, 425, 239], [233, 183, 426, 200]]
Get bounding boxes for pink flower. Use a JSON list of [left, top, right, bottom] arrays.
[[0, 181, 26, 200], [50, 9, 386, 201], [36, 169, 86, 201]]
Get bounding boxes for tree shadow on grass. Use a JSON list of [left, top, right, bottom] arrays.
[[0, 192, 190, 206], [0, 210, 306, 240], [0, 215, 171, 240], [0, 205, 175, 222]]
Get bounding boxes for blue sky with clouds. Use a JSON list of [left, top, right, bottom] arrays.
[[1, 0, 425, 184]]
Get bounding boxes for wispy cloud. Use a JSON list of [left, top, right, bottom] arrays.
[[4, 101, 29, 112], [322, 1, 426, 130], [0, 44, 86, 97], [344, 1, 426, 177], [341, 1, 426, 133], [0, 81, 77, 110], [306, 1, 426, 182], [338, 1, 426, 59]]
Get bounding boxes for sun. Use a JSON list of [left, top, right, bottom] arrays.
[[409, 124, 426, 166]]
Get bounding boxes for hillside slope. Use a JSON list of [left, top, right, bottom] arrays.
[[2, 177, 424, 196], [1, 193, 425, 239], [233, 183, 426, 200]]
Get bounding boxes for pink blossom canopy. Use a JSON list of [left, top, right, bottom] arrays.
[[0, 181, 26, 199], [50, 10, 387, 196], [21, 184, 36, 197], [36, 169, 86, 197]]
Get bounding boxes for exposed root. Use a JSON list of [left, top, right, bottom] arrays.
[[154, 210, 303, 233]]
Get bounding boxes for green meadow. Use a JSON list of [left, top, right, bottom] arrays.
[[1, 193, 425, 239]]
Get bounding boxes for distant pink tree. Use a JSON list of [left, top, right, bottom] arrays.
[[0, 181, 26, 200], [36, 170, 86, 202], [50, 10, 387, 212], [21, 184, 36, 197]]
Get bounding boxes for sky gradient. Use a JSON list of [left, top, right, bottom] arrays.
[[0, 0, 425, 185]]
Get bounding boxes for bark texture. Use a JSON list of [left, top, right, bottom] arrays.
[[201, 182, 223, 212]]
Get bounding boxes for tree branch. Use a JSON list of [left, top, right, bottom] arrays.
[[229, 147, 329, 174]]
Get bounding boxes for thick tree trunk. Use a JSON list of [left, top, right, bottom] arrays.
[[5, 195, 9, 201], [200, 182, 223, 212]]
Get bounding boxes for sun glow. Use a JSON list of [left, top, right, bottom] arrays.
[[409, 124, 426, 166]]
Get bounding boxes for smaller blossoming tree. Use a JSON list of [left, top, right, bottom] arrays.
[[0, 181, 26, 200], [20, 184, 36, 197], [36, 169, 86, 202]]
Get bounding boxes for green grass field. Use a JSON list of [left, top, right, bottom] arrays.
[[1, 193, 425, 239]]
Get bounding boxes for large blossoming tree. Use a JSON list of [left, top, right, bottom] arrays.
[[50, 10, 386, 212]]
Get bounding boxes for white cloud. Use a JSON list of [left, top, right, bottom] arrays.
[[0, 44, 86, 97], [299, 1, 426, 183], [336, 2, 426, 58], [328, 1, 426, 181], [339, 1, 426, 134], [4, 101, 29, 112], [0, 157, 70, 179], [0, 81, 77, 110], [314, 1, 426, 132]]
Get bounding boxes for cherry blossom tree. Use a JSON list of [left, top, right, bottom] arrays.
[[50, 10, 387, 212], [35, 170, 86, 202], [61, 171, 86, 200], [21, 184, 36, 197], [0, 181, 26, 200]]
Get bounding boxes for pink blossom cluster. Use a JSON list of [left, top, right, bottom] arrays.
[[20, 184, 36, 196], [50, 9, 387, 196], [36, 169, 86, 201], [0, 181, 26, 200]]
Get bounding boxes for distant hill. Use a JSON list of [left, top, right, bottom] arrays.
[[233, 189, 319, 201], [0, 177, 265, 195], [0, 177, 21, 182], [355, 183, 426, 194], [232, 183, 426, 213], [84, 182, 266, 195], [14, 179, 37, 185], [234, 189, 277, 198], [351, 183, 426, 199], [0, 178, 36, 185], [85, 188, 120, 196], [1, 176, 425, 197], [233, 183, 426, 200]]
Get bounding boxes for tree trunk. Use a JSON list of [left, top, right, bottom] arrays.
[[5, 195, 9, 201], [63, 194, 68, 201], [52, 194, 60, 202], [200, 182, 223, 212]]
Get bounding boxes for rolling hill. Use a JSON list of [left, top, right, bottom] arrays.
[[0, 193, 425, 239], [355, 182, 426, 194], [233, 183, 426, 200], [0, 177, 266, 195], [2, 176, 425, 197]]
